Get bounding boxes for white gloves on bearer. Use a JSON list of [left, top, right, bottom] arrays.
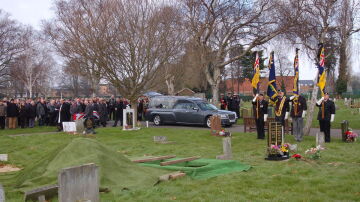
[[317, 97, 324, 105], [253, 94, 259, 102], [290, 95, 296, 100], [331, 114, 335, 122], [285, 112, 289, 120], [264, 114, 268, 122], [302, 110, 306, 118]]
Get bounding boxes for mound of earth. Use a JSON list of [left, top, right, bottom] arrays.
[[15, 138, 167, 191], [0, 164, 21, 173]]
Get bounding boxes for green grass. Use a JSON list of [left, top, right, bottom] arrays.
[[0, 126, 56, 136], [239, 100, 360, 129], [0, 127, 359, 201]]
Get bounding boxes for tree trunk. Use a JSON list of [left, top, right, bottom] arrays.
[[165, 76, 175, 95], [303, 78, 319, 136], [211, 84, 220, 105]]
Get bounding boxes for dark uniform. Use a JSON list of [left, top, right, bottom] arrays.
[[316, 99, 335, 142], [290, 95, 307, 141], [232, 95, 240, 118], [271, 95, 290, 126], [226, 94, 233, 111], [252, 98, 268, 139], [113, 101, 125, 127], [220, 96, 227, 110]]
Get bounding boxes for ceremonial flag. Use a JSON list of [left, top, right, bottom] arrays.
[[251, 52, 260, 93], [267, 51, 277, 99], [317, 44, 326, 96], [292, 48, 300, 95]]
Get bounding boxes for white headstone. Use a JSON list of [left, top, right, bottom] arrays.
[[62, 122, 77, 132], [123, 108, 138, 130], [316, 132, 325, 147], [58, 163, 99, 202], [0, 154, 8, 162], [0, 184, 4, 202]]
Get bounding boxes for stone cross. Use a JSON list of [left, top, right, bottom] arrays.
[[58, 163, 99, 202]]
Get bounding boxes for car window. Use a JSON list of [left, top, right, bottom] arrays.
[[196, 102, 218, 110], [183, 103, 196, 110], [174, 103, 185, 109]]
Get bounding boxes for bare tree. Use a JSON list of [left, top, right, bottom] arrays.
[[0, 10, 28, 90], [182, 0, 298, 104]]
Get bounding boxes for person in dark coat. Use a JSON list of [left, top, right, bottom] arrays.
[[18, 101, 27, 128], [252, 93, 268, 139], [137, 98, 144, 121], [219, 94, 227, 110], [98, 98, 108, 127], [113, 98, 124, 127], [56, 99, 71, 131], [316, 92, 336, 142], [270, 89, 290, 127], [232, 94, 240, 118], [226, 92, 233, 111], [27, 101, 37, 128], [0, 100, 6, 129], [84, 99, 96, 134], [108, 95, 116, 120], [47, 100, 57, 126], [7, 99, 19, 129], [36, 99, 46, 126]]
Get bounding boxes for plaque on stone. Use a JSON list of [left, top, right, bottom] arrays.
[[268, 122, 283, 147], [62, 122, 76, 133]]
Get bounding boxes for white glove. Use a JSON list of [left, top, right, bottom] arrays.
[[290, 95, 295, 100], [264, 114, 268, 122], [316, 97, 324, 105], [302, 110, 306, 118], [285, 112, 289, 120], [252, 94, 259, 102], [330, 114, 335, 122]]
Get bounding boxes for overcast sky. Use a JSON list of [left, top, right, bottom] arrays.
[[0, 0, 359, 81]]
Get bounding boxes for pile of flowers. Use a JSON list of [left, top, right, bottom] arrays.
[[268, 143, 291, 156], [219, 129, 231, 137], [345, 129, 358, 142], [305, 145, 324, 160]]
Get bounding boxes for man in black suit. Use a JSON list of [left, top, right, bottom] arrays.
[[316, 92, 335, 142], [113, 98, 125, 127], [252, 93, 268, 139]]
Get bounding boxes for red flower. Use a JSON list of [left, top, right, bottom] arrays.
[[291, 154, 302, 160]]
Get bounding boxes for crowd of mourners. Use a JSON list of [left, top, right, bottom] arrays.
[[0, 95, 148, 131]]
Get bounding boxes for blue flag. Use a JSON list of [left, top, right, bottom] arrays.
[[267, 51, 277, 99], [293, 48, 299, 95]]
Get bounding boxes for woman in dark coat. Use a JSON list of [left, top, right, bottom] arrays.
[[7, 99, 19, 129], [18, 101, 27, 128], [27, 101, 37, 128]]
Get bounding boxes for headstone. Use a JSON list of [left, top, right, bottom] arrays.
[[58, 163, 99, 202], [341, 120, 349, 142], [210, 115, 221, 135], [216, 137, 232, 160], [24, 184, 58, 202], [75, 119, 85, 133], [268, 122, 283, 147], [153, 136, 167, 143], [123, 107, 138, 130], [0, 154, 8, 162], [316, 132, 325, 147], [62, 122, 76, 133], [0, 184, 4, 202]]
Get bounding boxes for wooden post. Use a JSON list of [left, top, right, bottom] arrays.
[[132, 155, 176, 163], [160, 156, 200, 166]]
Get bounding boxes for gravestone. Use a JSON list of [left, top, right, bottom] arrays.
[[316, 132, 325, 147], [62, 122, 77, 133], [0, 154, 8, 162], [210, 115, 221, 135], [58, 163, 99, 202], [123, 107, 138, 130], [0, 184, 4, 202], [75, 119, 85, 134], [341, 120, 349, 142], [268, 122, 283, 147], [24, 184, 58, 202], [216, 137, 232, 160]]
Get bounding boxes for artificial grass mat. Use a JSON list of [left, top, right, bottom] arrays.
[[140, 158, 251, 179], [14, 138, 168, 193]]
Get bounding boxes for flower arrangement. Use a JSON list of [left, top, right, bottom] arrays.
[[345, 129, 358, 142], [268, 143, 291, 156], [305, 145, 324, 160]]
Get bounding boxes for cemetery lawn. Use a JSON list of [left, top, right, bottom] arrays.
[[0, 126, 56, 136], [1, 127, 359, 201], [240, 100, 360, 129]]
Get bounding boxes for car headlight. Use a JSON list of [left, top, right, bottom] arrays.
[[220, 114, 228, 119]]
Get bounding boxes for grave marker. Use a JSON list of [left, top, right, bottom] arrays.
[[0, 184, 4, 202], [62, 122, 77, 133], [210, 115, 221, 135], [216, 137, 232, 160], [316, 132, 325, 147], [268, 122, 283, 147], [58, 163, 99, 202], [75, 119, 85, 134], [123, 107, 139, 131], [0, 154, 8, 162]]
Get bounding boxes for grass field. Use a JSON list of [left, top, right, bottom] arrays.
[[0, 127, 359, 201], [239, 99, 360, 129]]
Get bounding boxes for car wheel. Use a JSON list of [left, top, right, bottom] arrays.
[[153, 115, 161, 126], [205, 116, 211, 128]]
